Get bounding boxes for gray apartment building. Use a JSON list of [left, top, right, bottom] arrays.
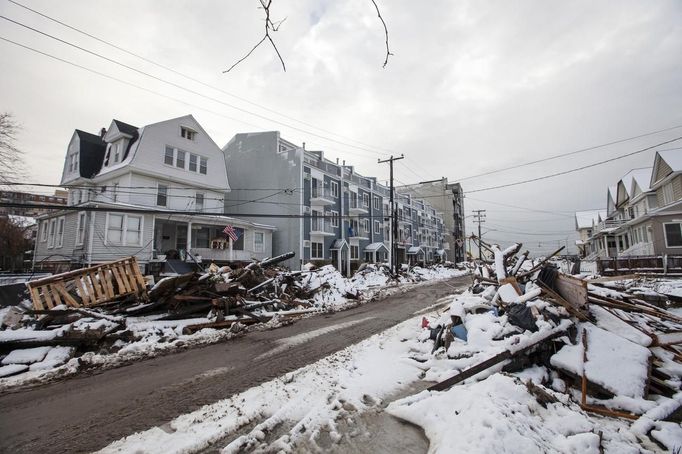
[[398, 179, 466, 263], [223, 131, 450, 273]]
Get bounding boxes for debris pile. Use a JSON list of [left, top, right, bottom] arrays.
[[0, 254, 466, 387], [415, 241, 682, 451]]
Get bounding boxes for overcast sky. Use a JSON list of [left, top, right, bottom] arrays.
[[1, 0, 681, 254]]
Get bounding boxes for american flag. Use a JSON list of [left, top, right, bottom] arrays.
[[223, 224, 239, 242]]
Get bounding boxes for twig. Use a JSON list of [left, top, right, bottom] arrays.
[[224, 0, 286, 73], [370, 0, 392, 68]]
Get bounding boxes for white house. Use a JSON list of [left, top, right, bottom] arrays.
[[34, 115, 275, 273]]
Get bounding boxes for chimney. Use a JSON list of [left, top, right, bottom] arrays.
[[100, 128, 107, 138], [336, 158, 339, 165], [302, 142, 306, 150]]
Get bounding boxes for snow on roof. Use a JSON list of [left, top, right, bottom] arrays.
[[574, 210, 603, 229], [8, 215, 37, 228], [364, 242, 387, 252], [658, 149, 682, 172], [407, 246, 423, 254]]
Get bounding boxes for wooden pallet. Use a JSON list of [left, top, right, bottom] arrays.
[[26, 257, 147, 310]]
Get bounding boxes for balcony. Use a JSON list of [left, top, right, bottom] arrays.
[[349, 198, 369, 215], [594, 219, 626, 234], [310, 186, 336, 205], [310, 218, 336, 236], [348, 227, 369, 240], [190, 247, 269, 262]]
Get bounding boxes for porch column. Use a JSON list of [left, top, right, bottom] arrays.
[[187, 221, 192, 261]]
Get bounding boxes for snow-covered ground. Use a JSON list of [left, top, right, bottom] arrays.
[[0, 265, 468, 391], [98, 286, 680, 454]]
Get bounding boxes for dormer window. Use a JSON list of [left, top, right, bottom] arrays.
[[68, 152, 79, 173], [181, 127, 197, 141]]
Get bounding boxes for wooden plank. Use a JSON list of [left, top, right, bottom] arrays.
[[116, 264, 132, 293], [54, 282, 79, 307], [110, 266, 126, 294], [83, 275, 97, 306], [129, 257, 146, 292], [43, 285, 55, 309], [100, 269, 114, 298], [28, 285, 45, 311], [539, 282, 591, 321], [428, 327, 570, 392], [555, 274, 588, 308]]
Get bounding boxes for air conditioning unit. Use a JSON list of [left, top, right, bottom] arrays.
[[304, 206, 311, 214]]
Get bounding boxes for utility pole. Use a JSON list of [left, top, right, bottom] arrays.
[[472, 209, 486, 266], [378, 154, 405, 274]]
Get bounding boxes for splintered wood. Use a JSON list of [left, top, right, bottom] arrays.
[[26, 257, 147, 310]]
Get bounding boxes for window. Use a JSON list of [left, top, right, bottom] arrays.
[[106, 213, 143, 246], [164, 146, 174, 165], [157, 184, 168, 206], [199, 157, 207, 175], [69, 152, 79, 173], [76, 212, 86, 246], [373, 196, 380, 210], [664, 223, 682, 247], [374, 220, 381, 234], [112, 142, 121, 163], [254, 232, 264, 253], [181, 127, 197, 140], [330, 210, 339, 228], [176, 150, 186, 169], [40, 220, 48, 242], [363, 219, 370, 232], [311, 241, 323, 259], [363, 193, 369, 207], [47, 219, 56, 248], [189, 154, 197, 172], [195, 193, 204, 211], [193, 227, 210, 248], [663, 183, 675, 206], [126, 216, 142, 245], [56, 217, 65, 248], [232, 227, 245, 250], [351, 245, 359, 260], [330, 181, 339, 198], [112, 182, 119, 202]]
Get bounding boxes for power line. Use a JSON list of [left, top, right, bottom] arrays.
[[0, 14, 390, 159], [455, 126, 682, 182], [6, 0, 397, 157], [465, 136, 682, 194]]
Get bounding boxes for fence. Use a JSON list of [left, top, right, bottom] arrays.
[[596, 255, 682, 276]]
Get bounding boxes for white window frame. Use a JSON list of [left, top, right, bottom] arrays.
[[330, 210, 339, 228], [663, 222, 682, 248], [56, 216, 65, 248], [40, 220, 48, 242], [176, 149, 186, 169], [330, 181, 339, 198], [351, 245, 359, 260], [199, 157, 208, 175], [663, 183, 675, 206], [254, 232, 264, 253], [164, 146, 174, 166], [112, 142, 121, 163], [157, 183, 168, 207], [363, 193, 370, 207], [311, 241, 324, 259], [104, 213, 144, 246], [189, 153, 198, 172], [363, 218, 370, 233], [374, 220, 381, 234], [195, 192, 204, 211], [47, 218, 56, 248], [373, 196, 380, 210], [75, 212, 87, 246], [180, 126, 197, 141]]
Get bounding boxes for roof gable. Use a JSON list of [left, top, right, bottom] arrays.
[[650, 151, 680, 188]]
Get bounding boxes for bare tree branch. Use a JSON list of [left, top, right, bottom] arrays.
[[224, 0, 286, 73], [370, 0, 392, 68], [0, 113, 25, 186]]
